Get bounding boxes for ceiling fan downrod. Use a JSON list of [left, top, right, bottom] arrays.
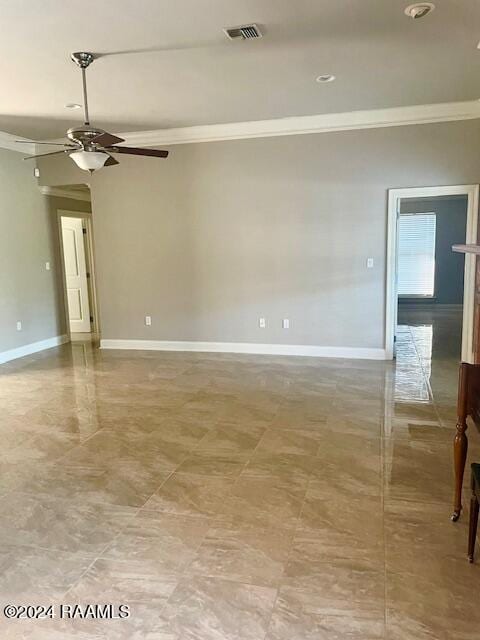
[[71, 52, 94, 126]]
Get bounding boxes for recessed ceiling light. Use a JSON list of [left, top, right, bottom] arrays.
[[316, 74, 336, 83], [404, 3, 435, 19], [65, 103, 82, 109]]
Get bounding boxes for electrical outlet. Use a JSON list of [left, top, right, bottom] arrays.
[[259, 317, 266, 328], [367, 258, 374, 269], [145, 315, 152, 326], [45, 261, 51, 271], [16, 321, 22, 331], [282, 318, 290, 329], [33, 167, 40, 178]]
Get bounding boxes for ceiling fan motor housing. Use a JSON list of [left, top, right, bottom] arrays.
[[67, 125, 106, 147]]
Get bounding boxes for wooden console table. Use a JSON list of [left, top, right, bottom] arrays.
[[452, 244, 480, 521]]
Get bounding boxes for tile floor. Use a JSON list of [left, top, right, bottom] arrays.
[[1, 306, 479, 639]]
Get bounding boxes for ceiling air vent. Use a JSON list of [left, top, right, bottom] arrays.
[[223, 24, 263, 40]]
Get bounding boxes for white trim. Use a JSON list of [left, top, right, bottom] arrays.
[[0, 131, 35, 155], [100, 339, 387, 360], [39, 186, 91, 202], [0, 334, 69, 365], [116, 100, 480, 147], [7, 100, 480, 153], [386, 184, 479, 363]]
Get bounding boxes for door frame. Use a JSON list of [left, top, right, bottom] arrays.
[[57, 209, 100, 340], [386, 184, 479, 363]]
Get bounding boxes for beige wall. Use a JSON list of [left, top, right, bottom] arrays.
[[0, 146, 91, 354], [0, 149, 60, 351], [38, 119, 480, 351]]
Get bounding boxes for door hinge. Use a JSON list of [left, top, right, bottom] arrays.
[[82, 228, 87, 235], [90, 315, 94, 323], [86, 272, 90, 278]]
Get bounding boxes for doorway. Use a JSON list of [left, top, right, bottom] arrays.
[[386, 185, 479, 363], [56, 193, 99, 340], [61, 216, 91, 333]]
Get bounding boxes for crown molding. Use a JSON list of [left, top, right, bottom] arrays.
[[0, 131, 35, 155], [39, 186, 91, 202], [3, 99, 480, 155], [117, 100, 480, 148]]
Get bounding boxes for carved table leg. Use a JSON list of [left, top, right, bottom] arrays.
[[452, 363, 470, 522], [467, 483, 479, 562]]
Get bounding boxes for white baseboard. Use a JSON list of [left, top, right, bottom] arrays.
[[100, 339, 387, 360], [0, 334, 69, 365]]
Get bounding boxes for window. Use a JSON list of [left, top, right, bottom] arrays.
[[397, 213, 436, 297]]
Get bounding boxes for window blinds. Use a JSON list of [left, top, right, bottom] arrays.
[[397, 213, 436, 297]]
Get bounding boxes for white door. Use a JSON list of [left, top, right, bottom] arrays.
[[61, 217, 91, 333]]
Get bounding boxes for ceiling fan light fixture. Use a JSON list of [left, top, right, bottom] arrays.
[[70, 150, 108, 172]]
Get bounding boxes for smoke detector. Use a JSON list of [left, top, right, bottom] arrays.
[[404, 3, 435, 19], [223, 24, 263, 40]]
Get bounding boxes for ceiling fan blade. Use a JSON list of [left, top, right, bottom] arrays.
[[16, 140, 76, 147], [104, 154, 119, 167], [23, 150, 72, 160], [91, 132, 125, 147], [107, 146, 169, 158]]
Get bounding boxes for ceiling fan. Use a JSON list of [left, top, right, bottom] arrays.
[[19, 52, 169, 172]]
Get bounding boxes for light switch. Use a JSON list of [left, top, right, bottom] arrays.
[[33, 168, 40, 178], [45, 261, 50, 271], [16, 321, 22, 331], [259, 317, 266, 328], [145, 315, 152, 326], [282, 318, 290, 329], [367, 258, 374, 269]]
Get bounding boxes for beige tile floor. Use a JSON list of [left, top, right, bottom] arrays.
[[1, 306, 479, 639]]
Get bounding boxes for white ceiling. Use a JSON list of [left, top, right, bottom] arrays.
[[0, 0, 479, 139]]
